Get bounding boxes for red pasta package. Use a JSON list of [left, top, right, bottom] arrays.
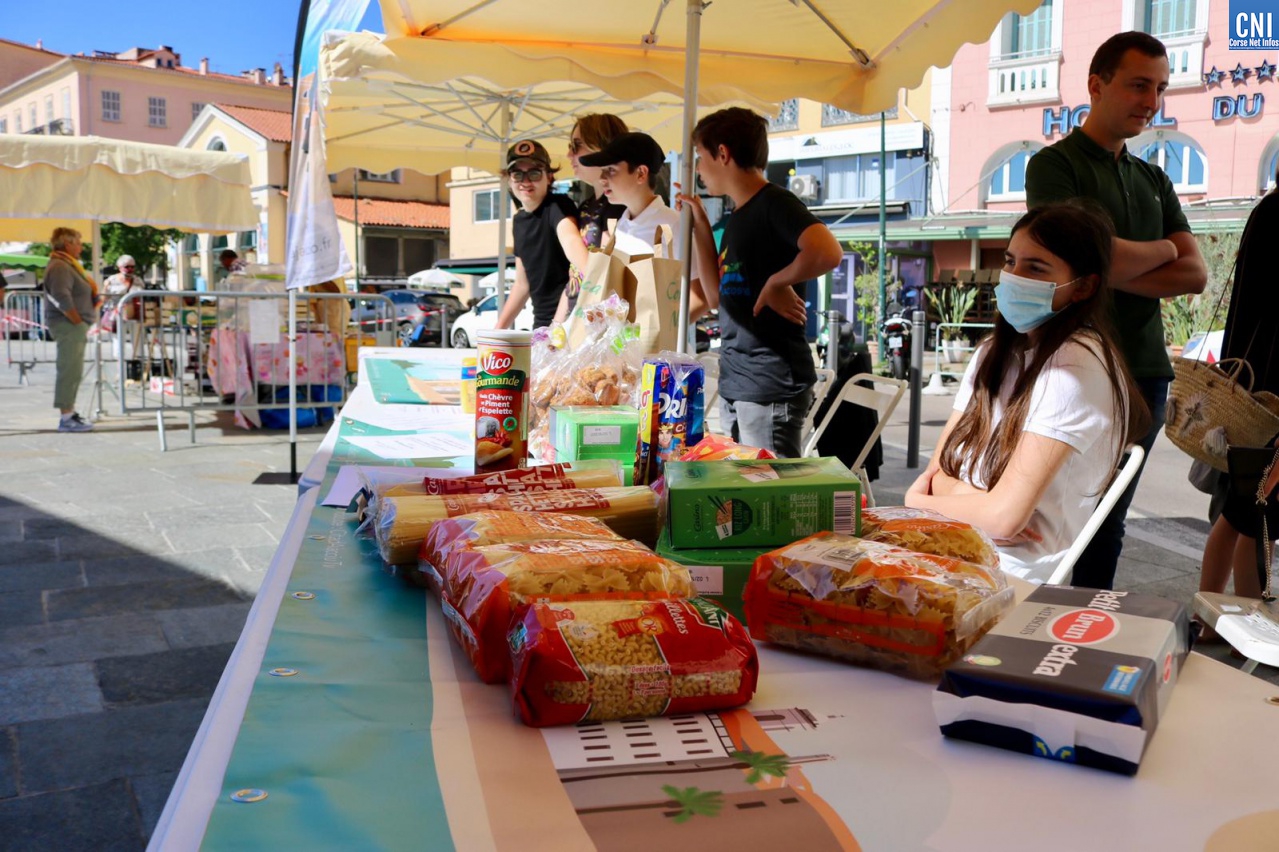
[[508, 598, 759, 726], [419, 510, 623, 581], [440, 539, 696, 683], [743, 532, 1013, 679]]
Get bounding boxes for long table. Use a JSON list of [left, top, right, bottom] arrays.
[[152, 384, 1279, 852]]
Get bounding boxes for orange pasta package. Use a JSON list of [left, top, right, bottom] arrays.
[[859, 506, 1000, 570], [419, 511, 623, 581], [441, 539, 697, 683], [679, 433, 777, 462], [508, 598, 759, 726], [743, 532, 1014, 680]]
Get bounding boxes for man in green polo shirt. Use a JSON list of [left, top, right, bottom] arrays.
[[1026, 30, 1207, 590]]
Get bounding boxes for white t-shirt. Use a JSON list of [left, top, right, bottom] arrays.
[[613, 196, 699, 272], [952, 333, 1125, 583]]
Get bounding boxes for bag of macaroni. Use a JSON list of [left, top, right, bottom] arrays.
[[508, 598, 758, 726], [934, 585, 1190, 775], [439, 538, 696, 683]]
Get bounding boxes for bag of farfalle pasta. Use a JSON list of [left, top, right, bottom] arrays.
[[509, 598, 758, 726], [743, 531, 1013, 679], [858, 506, 1000, 570], [441, 538, 696, 683]]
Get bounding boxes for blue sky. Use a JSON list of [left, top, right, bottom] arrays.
[[1, 1, 384, 78]]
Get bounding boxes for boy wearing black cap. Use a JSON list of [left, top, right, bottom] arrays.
[[679, 107, 843, 458], [581, 132, 708, 320], [496, 139, 586, 330]]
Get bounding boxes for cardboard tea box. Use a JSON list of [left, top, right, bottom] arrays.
[[655, 526, 770, 621]]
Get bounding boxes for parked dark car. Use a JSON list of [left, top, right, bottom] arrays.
[[351, 289, 465, 347]]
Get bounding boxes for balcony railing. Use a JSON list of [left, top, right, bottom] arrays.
[[1160, 32, 1206, 89], [24, 118, 74, 136], [987, 52, 1060, 107], [768, 99, 799, 132], [822, 104, 896, 126]]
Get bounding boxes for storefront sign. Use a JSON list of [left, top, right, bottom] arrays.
[[1043, 105, 1176, 138], [1214, 93, 1265, 120]]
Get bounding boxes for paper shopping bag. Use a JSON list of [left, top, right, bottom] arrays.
[[564, 234, 635, 349], [621, 225, 683, 354]]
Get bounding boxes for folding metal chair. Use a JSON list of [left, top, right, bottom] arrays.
[[802, 373, 907, 507], [1044, 444, 1145, 586], [696, 352, 720, 415]]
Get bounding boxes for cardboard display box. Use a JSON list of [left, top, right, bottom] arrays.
[[934, 586, 1190, 775], [664, 457, 861, 549], [655, 526, 770, 621]]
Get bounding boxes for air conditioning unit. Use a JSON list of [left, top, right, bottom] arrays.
[[788, 174, 819, 201]]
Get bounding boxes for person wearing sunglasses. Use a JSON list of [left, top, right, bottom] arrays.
[[103, 254, 142, 300], [553, 113, 629, 322], [496, 139, 587, 331]]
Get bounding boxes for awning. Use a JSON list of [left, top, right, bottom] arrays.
[[432, 256, 517, 276], [0, 134, 258, 241], [0, 252, 49, 270]]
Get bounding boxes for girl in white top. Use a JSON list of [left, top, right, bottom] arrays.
[[906, 202, 1148, 583]]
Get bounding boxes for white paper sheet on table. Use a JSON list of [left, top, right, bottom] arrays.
[[321, 464, 475, 507], [248, 300, 280, 345], [342, 432, 471, 461], [344, 401, 470, 433]]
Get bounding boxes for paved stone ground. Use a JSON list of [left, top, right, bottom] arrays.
[[0, 345, 1274, 849], [0, 344, 322, 850]]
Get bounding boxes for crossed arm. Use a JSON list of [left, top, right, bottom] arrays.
[[1110, 230, 1207, 299], [905, 410, 1076, 542]]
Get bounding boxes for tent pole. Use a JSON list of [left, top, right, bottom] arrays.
[[90, 219, 106, 418], [675, 0, 705, 356], [353, 170, 360, 288], [877, 111, 887, 357], [288, 288, 298, 483], [495, 101, 511, 310]]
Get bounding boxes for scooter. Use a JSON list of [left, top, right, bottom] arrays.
[[881, 310, 911, 380]]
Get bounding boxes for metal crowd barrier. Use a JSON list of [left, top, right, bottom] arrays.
[[113, 290, 398, 450], [931, 321, 996, 380], [3, 290, 51, 384]]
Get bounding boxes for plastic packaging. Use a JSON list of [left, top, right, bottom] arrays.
[[440, 539, 696, 683], [858, 506, 1000, 570], [744, 532, 1013, 679], [509, 598, 758, 726]]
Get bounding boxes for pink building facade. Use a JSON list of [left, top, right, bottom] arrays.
[[935, 0, 1279, 272]]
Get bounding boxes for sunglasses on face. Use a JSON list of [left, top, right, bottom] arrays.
[[507, 168, 545, 183], [121, 266, 135, 271]]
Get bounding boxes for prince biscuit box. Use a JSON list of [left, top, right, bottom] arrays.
[[663, 457, 860, 549], [934, 586, 1190, 775], [634, 354, 704, 486]]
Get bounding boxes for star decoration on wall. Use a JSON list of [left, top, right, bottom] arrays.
[[1256, 60, 1276, 82], [1231, 63, 1252, 84], [1203, 66, 1224, 87]]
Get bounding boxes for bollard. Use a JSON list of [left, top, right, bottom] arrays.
[[907, 309, 925, 469], [825, 309, 842, 372]]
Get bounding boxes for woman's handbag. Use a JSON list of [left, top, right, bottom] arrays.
[[1226, 441, 1279, 601], [1166, 357, 1279, 472]]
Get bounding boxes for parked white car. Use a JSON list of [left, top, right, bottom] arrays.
[[449, 293, 534, 348]]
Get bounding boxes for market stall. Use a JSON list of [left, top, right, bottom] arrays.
[[152, 349, 1279, 850]]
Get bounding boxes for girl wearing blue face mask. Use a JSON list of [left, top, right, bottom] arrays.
[[906, 202, 1150, 583]]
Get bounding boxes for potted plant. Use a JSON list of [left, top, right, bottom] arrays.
[[927, 283, 978, 363], [848, 241, 900, 365]]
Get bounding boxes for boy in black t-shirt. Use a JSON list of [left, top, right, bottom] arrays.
[[679, 108, 843, 457], [497, 139, 586, 330]]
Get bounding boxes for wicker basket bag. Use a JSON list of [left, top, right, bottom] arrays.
[[1166, 357, 1279, 472]]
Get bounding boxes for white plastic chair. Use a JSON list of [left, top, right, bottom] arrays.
[[802, 373, 907, 507], [1045, 444, 1145, 586]]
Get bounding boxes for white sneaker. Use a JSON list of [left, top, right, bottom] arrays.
[[58, 413, 94, 432]]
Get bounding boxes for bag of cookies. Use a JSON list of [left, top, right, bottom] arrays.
[[509, 598, 758, 726], [743, 532, 1013, 679]]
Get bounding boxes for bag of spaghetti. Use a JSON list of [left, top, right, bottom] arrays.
[[858, 507, 999, 570], [420, 510, 624, 580], [441, 538, 696, 683], [374, 485, 661, 565], [509, 598, 758, 726], [742, 532, 1013, 679]]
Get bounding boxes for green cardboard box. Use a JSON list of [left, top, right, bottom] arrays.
[[664, 457, 861, 549], [656, 526, 768, 621], [550, 405, 640, 485]]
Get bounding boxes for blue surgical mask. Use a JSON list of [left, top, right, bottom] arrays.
[[995, 271, 1079, 333]]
